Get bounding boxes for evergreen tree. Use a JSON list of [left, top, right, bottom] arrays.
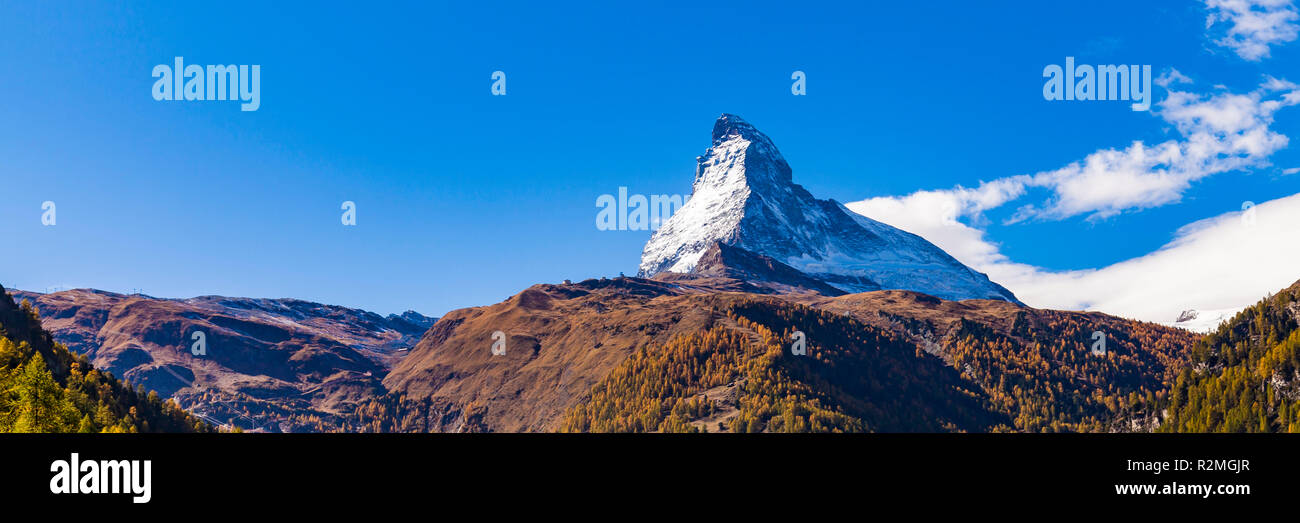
[[10, 353, 78, 432]]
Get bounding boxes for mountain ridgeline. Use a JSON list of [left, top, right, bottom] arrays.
[[359, 276, 1199, 433], [11, 289, 435, 432]]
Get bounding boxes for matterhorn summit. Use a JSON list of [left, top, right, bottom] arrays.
[[638, 113, 1020, 303]]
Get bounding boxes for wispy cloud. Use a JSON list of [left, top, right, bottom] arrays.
[[1206, 0, 1299, 61], [1009, 76, 1299, 222], [849, 76, 1299, 227]]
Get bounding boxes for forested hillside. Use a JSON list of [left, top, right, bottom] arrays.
[[945, 310, 1194, 432], [560, 301, 1005, 433], [1160, 280, 1300, 432], [556, 298, 1198, 433]]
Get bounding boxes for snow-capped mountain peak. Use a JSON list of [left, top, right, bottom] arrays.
[[638, 113, 1020, 304]]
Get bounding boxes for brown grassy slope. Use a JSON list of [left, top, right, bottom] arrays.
[[383, 278, 749, 431]]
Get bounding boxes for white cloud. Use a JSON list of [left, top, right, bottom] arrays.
[[1206, 0, 1299, 61], [844, 78, 1300, 329], [991, 194, 1300, 326], [1157, 68, 1194, 88], [847, 183, 1019, 270], [850, 190, 1300, 330]]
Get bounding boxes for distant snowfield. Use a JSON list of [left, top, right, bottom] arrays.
[[1168, 308, 1243, 334], [848, 191, 1300, 332]]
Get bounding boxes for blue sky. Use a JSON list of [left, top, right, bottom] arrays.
[[2, 1, 1298, 318]]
